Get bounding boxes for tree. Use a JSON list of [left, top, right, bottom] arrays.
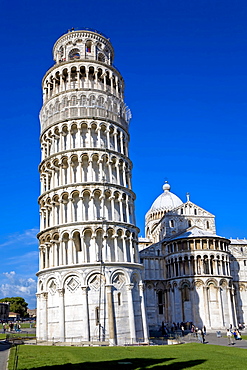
[[0, 297, 29, 317]]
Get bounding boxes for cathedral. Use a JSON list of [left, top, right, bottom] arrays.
[[139, 181, 247, 332], [36, 29, 247, 344]]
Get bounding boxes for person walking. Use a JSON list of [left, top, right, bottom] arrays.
[[227, 329, 234, 345]]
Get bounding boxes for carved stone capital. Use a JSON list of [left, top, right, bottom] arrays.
[[42, 292, 48, 300], [57, 288, 64, 297], [81, 286, 88, 294], [126, 283, 134, 291]]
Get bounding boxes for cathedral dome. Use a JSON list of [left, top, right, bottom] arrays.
[[149, 182, 183, 213]]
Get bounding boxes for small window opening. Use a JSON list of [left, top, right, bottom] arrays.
[[118, 292, 121, 306], [95, 307, 100, 325], [86, 41, 92, 53], [69, 49, 80, 60], [182, 285, 190, 302], [158, 291, 163, 314]]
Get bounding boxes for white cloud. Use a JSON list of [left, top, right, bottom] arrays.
[[6, 251, 38, 265], [0, 228, 39, 248], [0, 271, 37, 309]]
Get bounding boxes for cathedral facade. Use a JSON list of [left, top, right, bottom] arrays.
[[139, 182, 247, 332]]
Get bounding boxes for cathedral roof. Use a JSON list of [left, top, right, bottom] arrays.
[[148, 181, 183, 213], [229, 238, 247, 245], [168, 226, 226, 241]]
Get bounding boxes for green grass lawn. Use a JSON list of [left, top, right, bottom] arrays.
[[8, 343, 247, 370]]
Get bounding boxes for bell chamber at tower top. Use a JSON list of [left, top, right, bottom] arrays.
[[53, 30, 114, 65], [40, 29, 131, 133]]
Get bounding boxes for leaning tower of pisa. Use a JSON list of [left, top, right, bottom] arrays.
[[36, 29, 148, 345]]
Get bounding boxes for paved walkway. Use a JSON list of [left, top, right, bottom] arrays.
[[0, 341, 11, 370], [183, 332, 247, 348]]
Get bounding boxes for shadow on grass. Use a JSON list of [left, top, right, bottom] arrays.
[[24, 357, 206, 370]]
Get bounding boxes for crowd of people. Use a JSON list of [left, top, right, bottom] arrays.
[[160, 321, 207, 343], [1, 322, 22, 333], [159, 321, 246, 345], [227, 327, 242, 344], [161, 321, 195, 335]]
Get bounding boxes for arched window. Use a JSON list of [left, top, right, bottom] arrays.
[[157, 291, 163, 314], [203, 257, 210, 274], [86, 41, 92, 53], [206, 221, 210, 229], [89, 95, 96, 106], [80, 95, 87, 106], [182, 285, 190, 302], [58, 46, 64, 61], [98, 53, 105, 62], [170, 220, 174, 228], [69, 48, 80, 60], [194, 209, 197, 215], [98, 96, 104, 107], [70, 95, 77, 106]]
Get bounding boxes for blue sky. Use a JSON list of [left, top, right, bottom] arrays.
[[0, 0, 246, 308]]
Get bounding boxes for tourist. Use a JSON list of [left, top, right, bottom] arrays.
[[227, 329, 233, 345], [199, 329, 205, 343], [232, 329, 238, 340], [195, 327, 198, 338], [236, 330, 242, 340]]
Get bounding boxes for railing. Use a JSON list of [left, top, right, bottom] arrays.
[[41, 107, 129, 132]]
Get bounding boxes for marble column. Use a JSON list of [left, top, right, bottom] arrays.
[[58, 288, 65, 342], [106, 285, 116, 345], [139, 283, 149, 342], [126, 283, 136, 343], [36, 293, 41, 339], [42, 292, 48, 341], [81, 286, 90, 341]]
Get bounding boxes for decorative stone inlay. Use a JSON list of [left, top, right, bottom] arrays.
[[88, 274, 105, 291], [112, 274, 125, 290], [49, 279, 57, 295], [66, 276, 80, 292]]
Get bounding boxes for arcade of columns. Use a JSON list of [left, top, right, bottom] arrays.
[[141, 231, 237, 329], [36, 29, 148, 345]]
